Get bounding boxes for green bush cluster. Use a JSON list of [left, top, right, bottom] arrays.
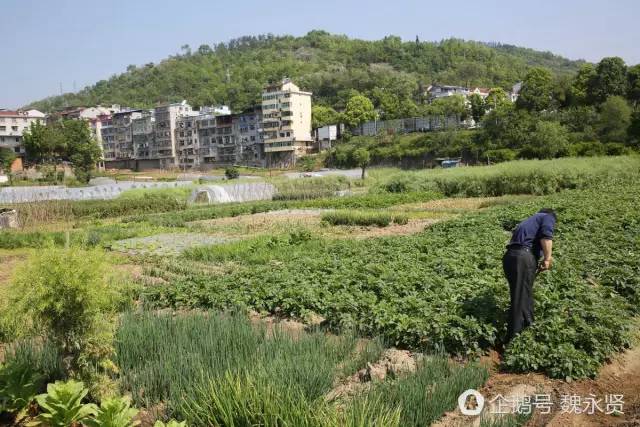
[[142, 182, 640, 379], [321, 210, 409, 227]]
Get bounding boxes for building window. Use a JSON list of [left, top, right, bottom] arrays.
[[11, 126, 18, 131], [0, 126, 5, 131]]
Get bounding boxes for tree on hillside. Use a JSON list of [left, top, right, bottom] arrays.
[[484, 88, 510, 110], [569, 64, 596, 106], [588, 57, 628, 104], [468, 93, 485, 123], [627, 64, 640, 107], [520, 121, 569, 159], [597, 96, 632, 143], [371, 88, 401, 120], [343, 95, 377, 128], [428, 95, 468, 128], [312, 105, 341, 129], [399, 98, 420, 118], [63, 120, 102, 183], [516, 67, 554, 111]]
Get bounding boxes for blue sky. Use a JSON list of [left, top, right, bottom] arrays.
[[2, 0, 639, 108]]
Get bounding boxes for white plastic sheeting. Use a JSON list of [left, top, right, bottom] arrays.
[[0, 181, 193, 204], [189, 182, 276, 204]]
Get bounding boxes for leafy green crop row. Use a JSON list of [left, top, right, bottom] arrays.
[[321, 210, 409, 227], [141, 183, 640, 379]]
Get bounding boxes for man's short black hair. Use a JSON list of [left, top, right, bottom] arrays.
[[538, 208, 557, 221]]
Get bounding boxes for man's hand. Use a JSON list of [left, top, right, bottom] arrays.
[[538, 257, 553, 272]]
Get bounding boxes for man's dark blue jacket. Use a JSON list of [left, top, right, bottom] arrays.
[[507, 212, 555, 259]]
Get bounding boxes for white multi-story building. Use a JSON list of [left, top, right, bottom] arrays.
[[152, 101, 192, 169], [261, 79, 312, 167], [0, 109, 46, 168]]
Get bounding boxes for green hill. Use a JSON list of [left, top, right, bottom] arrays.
[[26, 30, 585, 112]]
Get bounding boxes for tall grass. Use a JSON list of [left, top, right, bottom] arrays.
[[373, 155, 640, 197], [0, 222, 169, 249], [321, 210, 409, 227], [115, 312, 487, 426], [272, 176, 352, 201], [356, 356, 489, 427], [115, 311, 383, 421]]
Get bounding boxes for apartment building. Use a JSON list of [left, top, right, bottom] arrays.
[[132, 110, 156, 169], [261, 79, 313, 167], [152, 101, 192, 169], [176, 110, 201, 169], [214, 114, 236, 164], [233, 106, 264, 167], [0, 109, 46, 169], [195, 112, 218, 165]]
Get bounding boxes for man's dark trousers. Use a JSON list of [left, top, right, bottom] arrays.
[[502, 247, 537, 341]]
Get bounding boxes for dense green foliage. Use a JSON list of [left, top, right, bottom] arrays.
[[371, 156, 640, 197], [22, 119, 102, 182], [140, 180, 640, 379], [321, 210, 408, 227], [26, 32, 583, 113], [2, 249, 121, 397]]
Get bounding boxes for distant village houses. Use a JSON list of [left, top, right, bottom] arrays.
[[2, 78, 523, 171]]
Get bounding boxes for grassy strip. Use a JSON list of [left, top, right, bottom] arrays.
[[2, 194, 186, 226], [321, 210, 409, 227], [372, 155, 640, 197], [271, 175, 355, 201], [0, 222, 170, 249]]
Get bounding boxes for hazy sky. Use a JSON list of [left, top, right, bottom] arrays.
[[2, 0, 639, 108]]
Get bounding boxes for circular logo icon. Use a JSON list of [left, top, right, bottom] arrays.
[[458, 389, 485, 416]]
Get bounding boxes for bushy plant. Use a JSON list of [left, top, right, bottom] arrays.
[[321, 210, 408, 227], [85, 396, 139, 427], [33, 380, 97, 427], [4, 248, 119, 396], [224, 167, 239, 180]]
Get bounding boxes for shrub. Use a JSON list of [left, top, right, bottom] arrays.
[[321, 210, 408, 227], [4, 248, 119, 396], [224, 167, 239, 180], [33, 380, 97, 427], [485, 148, 517, 163]]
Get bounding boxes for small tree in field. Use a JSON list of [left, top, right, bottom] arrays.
[[63, 120, 102, 183], [352, 148, 370, 180]]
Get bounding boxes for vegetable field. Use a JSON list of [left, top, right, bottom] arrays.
[[142, 181, 640, 379]]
